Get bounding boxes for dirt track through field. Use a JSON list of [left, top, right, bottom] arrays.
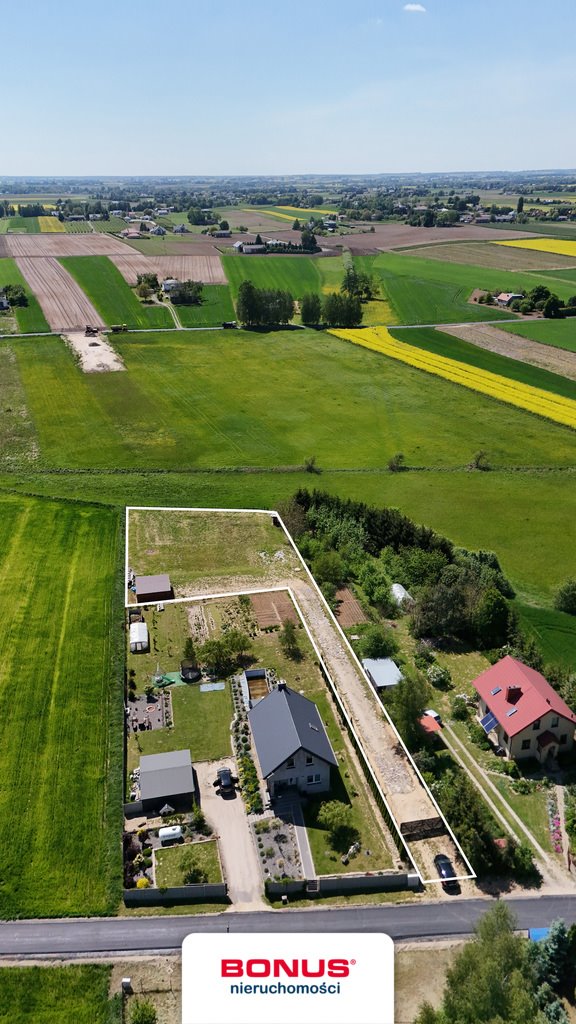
[[110, 253, 227, 285], [4, 233, 131, 257], [16, 257, 105, 330], [439, 323, 576, 380]]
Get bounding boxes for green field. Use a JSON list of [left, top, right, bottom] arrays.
[[515, 603, 576, 668], [7, 216, 39, 233], [0, 347, 37, 465], [356, 252, 576, 326], [392, 326, 576, 401], [60, 256, 173, 329], [63, 220, 92, 233], [222, 252, 344, 300], [0, 259, 50, 333], [174, 285, 236, 327], [0, 965, 119, 1024], [501, 318, 576, 353], [0, 495, 122, 918], [9, 330, 576, 474]]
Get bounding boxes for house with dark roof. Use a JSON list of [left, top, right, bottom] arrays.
[[472, 655, 576, 762], [248, 683, 337, 797], [139, 749, 196, 813]]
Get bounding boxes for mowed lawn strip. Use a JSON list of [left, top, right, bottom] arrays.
[[155, 841, 222, 887], [392, 326, 576, 402], [0, 258, 51, 333], [60, 255, 172, 329], [0, 964, 118, 1024], [0, 495, 123, 918], [11, 330, 576, 470], [174, 285, 236, 327]]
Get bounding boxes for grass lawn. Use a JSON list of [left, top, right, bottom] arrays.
[[60, 256, 173, 329], [491, 777, 552, 853], [356, 251, 576, 325], [501, 319, 576, 354], [173, 285, 236, 327], [393, 326, 576, 402], [128, 508, 296, 590], [9, 329, 576, 475], [127, 682, 233, 772], [0, 965, 120, 1024], [154, 840, 222, 886], [395, 944, 462, 1024], [515, 602, 576, 668], [0, 259, 51, 333], [0, 495, 123, 918]]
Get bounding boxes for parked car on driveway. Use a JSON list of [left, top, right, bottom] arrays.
[[424, 709, 443, 727], [433, 853, 460, 893], [214, 767, 235, 794]]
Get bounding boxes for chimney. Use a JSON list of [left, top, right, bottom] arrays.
[[277, 681, 287, 692], [506, 685, 522, 704]]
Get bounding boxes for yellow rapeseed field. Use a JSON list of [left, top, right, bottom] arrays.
[[494, 238, 576, 258], [38, 216, 65, 233], [330, 326, 576, 430]]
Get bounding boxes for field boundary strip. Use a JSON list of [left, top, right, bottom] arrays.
[[125, 505, 476, 885], [329, 326, 576, 430]]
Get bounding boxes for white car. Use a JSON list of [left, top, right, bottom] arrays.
[[424, 709, 443, 726]]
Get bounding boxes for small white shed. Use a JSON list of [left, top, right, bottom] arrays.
[[363, 657, 403, 690], [390, 582, 414, 607], [129, 621, 149, 653]]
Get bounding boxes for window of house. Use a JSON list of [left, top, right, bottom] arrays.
[[285, 757, 295, 769], [560, 734, 568, 744], [532, 719, 541, 730], [305, 755, 314, 766], [307, 774, 321, 785], [521, 739, 531, 751], [551, 717, 559, 728]]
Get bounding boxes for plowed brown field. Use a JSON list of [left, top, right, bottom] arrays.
[[5, 234, 130, 257], [16, 258, 105, 331], [439, 323, 576, 380], [110, 253, 226, 285], [399, 240, 576, 271]]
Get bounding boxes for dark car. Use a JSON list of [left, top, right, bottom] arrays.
[[433, 854, 460, 893], [214, 767, 235, 794]]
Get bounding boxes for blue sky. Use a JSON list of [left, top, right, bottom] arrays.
[[3, 0, 576, 175]]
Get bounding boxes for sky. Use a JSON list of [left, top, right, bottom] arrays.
[[3, 0, 576, 176]]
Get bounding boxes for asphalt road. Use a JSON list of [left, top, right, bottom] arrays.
[[2, 897, 576, 957]]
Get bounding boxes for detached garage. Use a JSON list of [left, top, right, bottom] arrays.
[[139, 749, 196, 814], [130, 621, 149, 653], [135, 573, 173, 604]]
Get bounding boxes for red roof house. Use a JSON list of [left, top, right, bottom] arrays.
[[472, 655, 575, 762]]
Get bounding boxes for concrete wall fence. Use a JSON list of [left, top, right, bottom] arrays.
[[265, 871, 420, 898], [124, 882, 228, 907]]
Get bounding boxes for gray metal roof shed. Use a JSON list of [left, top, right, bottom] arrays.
[[135, 573, 173, 602], [363, 657, 403, 689], [248, 685, 337, 778], [139, 749, 194, 802]]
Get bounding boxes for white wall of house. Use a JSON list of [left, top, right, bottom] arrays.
[[267, 748, 331, 797], [478, 698, 574, 761]]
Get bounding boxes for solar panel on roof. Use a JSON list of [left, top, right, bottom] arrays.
[[480, 711, 498, 733], [506, 707, 518, 717], [490, 686, 502, 696]]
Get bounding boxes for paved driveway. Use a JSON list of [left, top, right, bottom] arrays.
[[196, 759, 267, 910]]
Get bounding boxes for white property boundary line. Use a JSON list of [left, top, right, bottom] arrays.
[[125, 505, 476, 886]]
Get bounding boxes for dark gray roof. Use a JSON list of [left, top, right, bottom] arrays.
[[140, 749, 193, 801], [249, 686, 337, 778], [135, 573, 172, 597]]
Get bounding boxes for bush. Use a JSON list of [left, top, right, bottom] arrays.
[[554, 579, 576, 616], [469, 721, 491, 750], [136, 877, 150, 889], [450, 695, 469, 721], [427, 664, 452, 690]]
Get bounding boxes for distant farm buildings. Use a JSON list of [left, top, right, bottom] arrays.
[[161, 278, 179, 293], [497, 292, 524, 307], [173, 224, 189, 233], [150, 225, 167, 236]]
